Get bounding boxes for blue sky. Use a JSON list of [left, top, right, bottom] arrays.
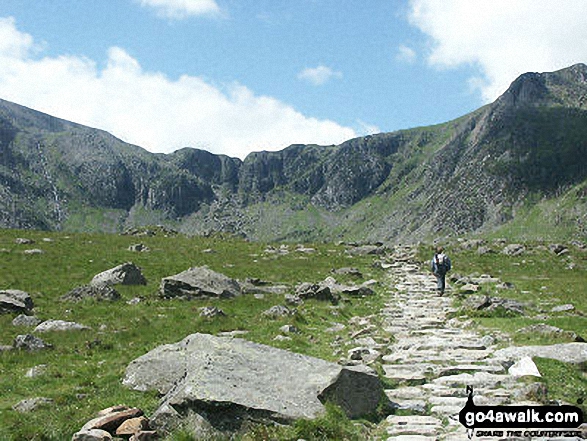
[[0, 0, 585, 159]]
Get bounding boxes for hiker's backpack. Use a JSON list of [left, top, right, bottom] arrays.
[[434, 253, 451, 274]]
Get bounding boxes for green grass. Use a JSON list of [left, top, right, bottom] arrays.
[[0, 228, 386, 440]]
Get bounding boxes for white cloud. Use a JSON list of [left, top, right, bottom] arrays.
[[396, 45, 417, 64], [137, 0, 221, 19], [298, 65, 343, 86], [0, 17, 356, 159], [408, 0, 587, 101]]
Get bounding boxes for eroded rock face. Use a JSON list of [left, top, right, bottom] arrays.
[[159, 266, 242, 299], [123, 333, 385, 434]]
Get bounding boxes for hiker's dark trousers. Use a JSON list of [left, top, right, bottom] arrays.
[[434, 272, 446, 293]]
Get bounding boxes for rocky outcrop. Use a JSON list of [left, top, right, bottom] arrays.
[[159, 266, 242, 299], [123, 333, 385, 435]]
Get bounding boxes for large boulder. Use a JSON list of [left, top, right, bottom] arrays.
[[0, 290, 34, 314], [159, 267, 242, 299], [90, 263, 146, 287], [123, 333, 385, 435]]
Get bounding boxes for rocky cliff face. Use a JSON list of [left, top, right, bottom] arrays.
[[1, 63, 586, 241]]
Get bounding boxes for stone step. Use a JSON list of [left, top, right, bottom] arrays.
[[386, 415, 443, 437]]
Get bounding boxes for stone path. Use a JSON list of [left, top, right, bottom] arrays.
[[377, 248, 543, 441]]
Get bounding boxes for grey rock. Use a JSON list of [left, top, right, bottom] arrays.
[[284, 294, 303, 306], [477, 246, 495, 255], [23, 248, 44, 255], [13, 334, 52, 351], [549, 243, 568, 255], [12, 314, 42, 327], [295, 282, 336, 302], [123, 333, 384, 432], [263, 305, 294, 318], [15, 237, 35, 244], [71, 429, 113, 441], [61, 284, 121, 302], [0, 345, 13, 352], [91, 262, 146, 287], [462, 295, 525, 315], [34, 320, 91, 333], [494, 342, 587, 364], [502, 244, 526, 256], [459, 283, 480, 294], [279, 324, 299, 334], [551, 303, 575, 313], [159, 266, 241, 299], [25, 364, 48, 378], [13, 397, 54, 413], [199, 306, 226, 318], [0, 289, 34, 314], [332, 267, 362, 278], [128, 243, 150, 252]]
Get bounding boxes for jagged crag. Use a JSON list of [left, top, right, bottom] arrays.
[[1, 64, 587, 242]]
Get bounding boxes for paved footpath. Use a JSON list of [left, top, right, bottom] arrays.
[[377, 248, 547, 441]]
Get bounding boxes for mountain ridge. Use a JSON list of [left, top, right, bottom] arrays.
[[1, 63, 586, 242]]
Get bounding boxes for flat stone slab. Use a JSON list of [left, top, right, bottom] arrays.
[[124, 333, 384, 430]]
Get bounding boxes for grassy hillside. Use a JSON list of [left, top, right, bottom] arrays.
[[0, 229, 386, 440]]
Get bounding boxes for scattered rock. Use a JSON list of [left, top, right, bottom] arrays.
[[130, 431, 157, 441], [72, 429, 113, 441], [508, 356, 541, 377], [199, 306, 226, 318], [123, 333, 385, 434], [502, 244, 526, 256], [12, 314, 42, 327], [459, 284, 481, 294], [13, 397, 54, 413], [284, 294, 303, 305], [0, 289, 34, 314], [81, 407, 144, 432], [127, 297, 142, 305], [331, 267, 362, 278], [61, 285, 121, 302], [262, 305, 294, 318], [34, 320, 91, 333], [462, 295, 525, 315], [295, 282, 337, 302], [74, 428, 113, 441], [23, 249, 44, 255], [115, 416, 150, 435], [549, 244, 569, 255], [25, 364, 48, 378], [13, 334, 52, 351], [15, 237, 35, 244], [159, 266, 242, 299], [477, 246, 495, 255], [91, 262, 147, 287], [517, 323, 584, 342], [279, 324, 299, 334], [325, 323, 346, 333], [551, 303, 575, 313], [128, 243, 150, 252], [496, 282, 515, 290]]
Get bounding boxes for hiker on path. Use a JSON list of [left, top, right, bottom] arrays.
[[431, 246, 451, 296]]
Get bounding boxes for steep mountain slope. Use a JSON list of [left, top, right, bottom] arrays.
[[0, 64, 586, 242]]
